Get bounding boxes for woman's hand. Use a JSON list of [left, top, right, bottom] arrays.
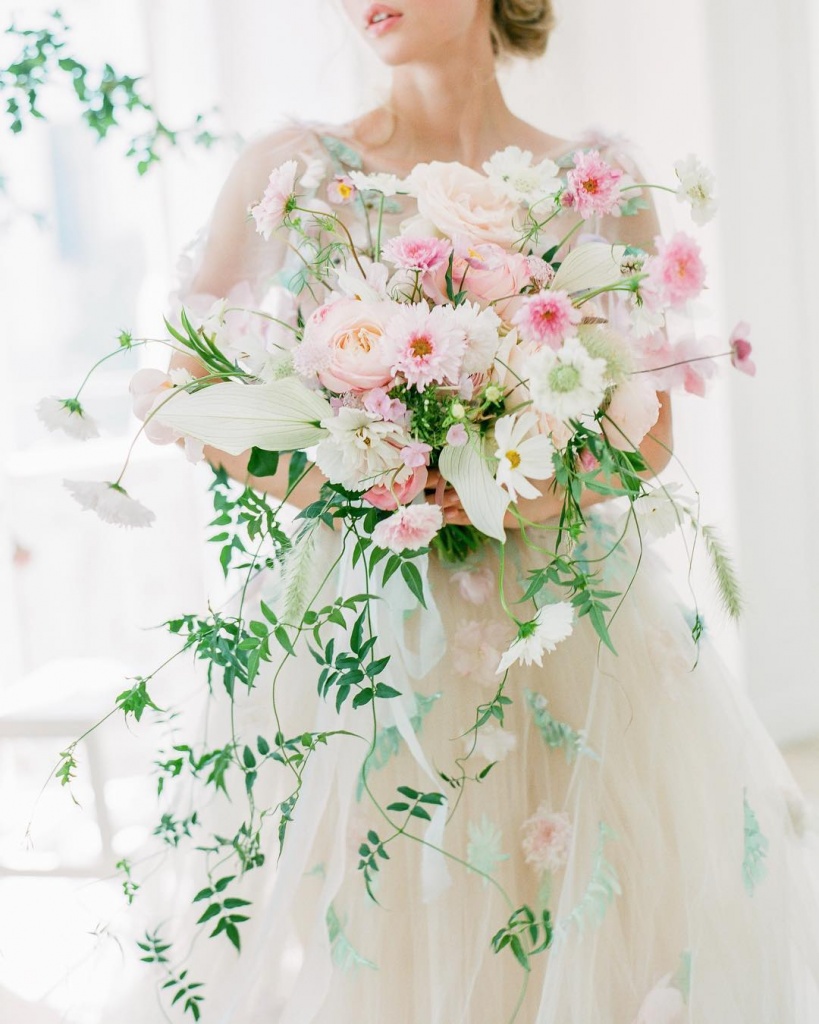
[[424, 468, 565, 529]]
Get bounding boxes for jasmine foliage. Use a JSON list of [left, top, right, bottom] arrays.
[[153, 810, 199, 848], [116, 858, 140, 905], [192, 875, 252, 952], [742, 790, 769, 896], [491, 905, 553, 970], [208, 468, 291, 579], [357, 692, 441, 800], [524, 690, 598, 764], [137, 931, 205, 1021], [116, 677, 162, 722], [326, 903, 377, 972], [55, 746, 78, 788], [308, 606, 399, 712], [2, 11, 222, 173]]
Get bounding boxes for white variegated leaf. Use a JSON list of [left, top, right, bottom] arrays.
[[154, 378, 332, 455], [439, 435, 509, 542], [551, 242, 627, 296]]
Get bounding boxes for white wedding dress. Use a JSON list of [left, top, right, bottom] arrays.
[[113, 124, 819, 1024]]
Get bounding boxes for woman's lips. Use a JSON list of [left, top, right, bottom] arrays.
[[364, 4, 403, 36]]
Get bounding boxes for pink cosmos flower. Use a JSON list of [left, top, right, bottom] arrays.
[[371, 503, 444, 552], [521, 805, 573, 874], [729, 321, 756, 377], [450, 564, 495, 605], [446, 423, 468, 447], [251, 160, 298, 239], [382, 235, 453, 273], [648, 334, 718, 397], [401, 441, 433, 468], [363, 463, 428, 511], [646, 232, 706, 308], [564, 150, 624, 219], [326, 175, 357, 205], [362, 387, 408, 424], [387, 304, 467, 392], [511, 290, 581, 349], [604, 378, 661, 451]]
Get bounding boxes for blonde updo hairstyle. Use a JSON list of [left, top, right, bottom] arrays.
[[490, 0, 556, 58]]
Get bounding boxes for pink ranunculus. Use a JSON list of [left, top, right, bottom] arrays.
[[446, 423, 468, 447], [362, 387, 408, 424], [729, 321, 756, 377], [251, 160, 299, 239], [604, 378, 661, 451], [426, 242, 531, 318], [401, 441, 433, 468], [295, 298, 396, 393], [647, 232, 706, 308], [326, 175, 357, 205], [450, 564, 495, 605], [521, 805, 573, 875], [563, 150, 624, 219], [386, 303, 467, 392], [363, 463, 429, 511], [382, 235, 453, 273], [407, 161, 523, 247], [511, 290, 581, 348], [371, 503, 444, 552]]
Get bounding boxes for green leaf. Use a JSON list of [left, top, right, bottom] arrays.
[[374, 682, 401, 699], [196, 903, 222, 924], [214, 875, 235, 892], [247, 447, 279, 478], [400, 561, 427, 609]]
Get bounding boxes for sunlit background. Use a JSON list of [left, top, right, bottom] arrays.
[[2, 0, 819, 1020]]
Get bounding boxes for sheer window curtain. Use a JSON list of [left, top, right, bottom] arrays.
[[1, 0, 818, 1019]]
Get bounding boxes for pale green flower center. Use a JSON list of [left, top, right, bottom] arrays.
[[548, 364, 581, 393]]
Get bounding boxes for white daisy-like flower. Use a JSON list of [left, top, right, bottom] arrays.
[[497, 602, 574, 674], [674, 154, 718, 226], [450, 300, 502, 375], [482, 146, 561, 204], [467, 723, 518, 763], [37, 396, 100, 441], [493, 412, 555, 503], [314, 407, 406, 490], [348, 170, 407, 197], [525, 337, 608, 422], [64, 480, 155, 528], [629, 483, 693, 541]]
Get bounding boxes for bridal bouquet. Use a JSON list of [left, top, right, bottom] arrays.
[[41, 141, 754, 1014]]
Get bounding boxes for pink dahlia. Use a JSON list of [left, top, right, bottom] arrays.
[[729, 321, 756, 377], [647, 232, 706, 308], [371, 503, 443, 552], [251, 160, 298, 239], [382, 235, 453, 273], [564, 150, 624, 219], [511, 290, 581, 348], [387, 304, 467, 392], [521, 805, 573, 874]]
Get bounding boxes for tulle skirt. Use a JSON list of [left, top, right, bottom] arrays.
[[139, 507, 819, 1024]]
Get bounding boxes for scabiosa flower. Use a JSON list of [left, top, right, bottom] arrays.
[[493, 412, 555, 503], [348, 171, 407, 196], [326, 175, 357, 205], [64, 480, 155, 528], [371, 503, 443, 552], [251, 160, 298, 239], [729, 321, 756, 377], [525, 337, 608, 421], [512, 290, 581, 349], [497, 602, 574, 674], [386, 303, 467, 392], [564, 150, 624, 219], [521, 805, 573, 874], [674, 154, 718, 226], [646, 232, 706, 308], [482, 146, 561, 205], [37, 396, 99, 440], [382, 235, 453, 273]]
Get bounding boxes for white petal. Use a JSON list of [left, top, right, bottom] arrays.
[[154, 378, 332, 455], [551, 242, 627, 295], [440, 434, 510, 542]]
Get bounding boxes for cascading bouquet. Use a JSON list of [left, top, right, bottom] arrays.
[[42, 141, 755, 1016]]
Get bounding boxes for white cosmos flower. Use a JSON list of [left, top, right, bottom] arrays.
[[482, 146, 561, 204], [451, 301, 502, 375], [629, 483, 694, 541], [37, 396, 100, 440], [64, 480, 155, 528], [674, 154, 718, 226], [493, 412, 555, 503], [525, 337, 608, 422], [314, 407, 406, 490], [497, 602, 574, 674], [348, 170, 407, 197]]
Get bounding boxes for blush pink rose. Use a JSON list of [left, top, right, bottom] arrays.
[[408, 162, 522, 247], [363, 463, 428, 511], [426, 242, 531, 318], [604, 378, 661, 450], [371, 503, 443, 551], [296, 298, 396, 393]]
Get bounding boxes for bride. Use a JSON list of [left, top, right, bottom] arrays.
[[164, 1, 819, 1021]]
